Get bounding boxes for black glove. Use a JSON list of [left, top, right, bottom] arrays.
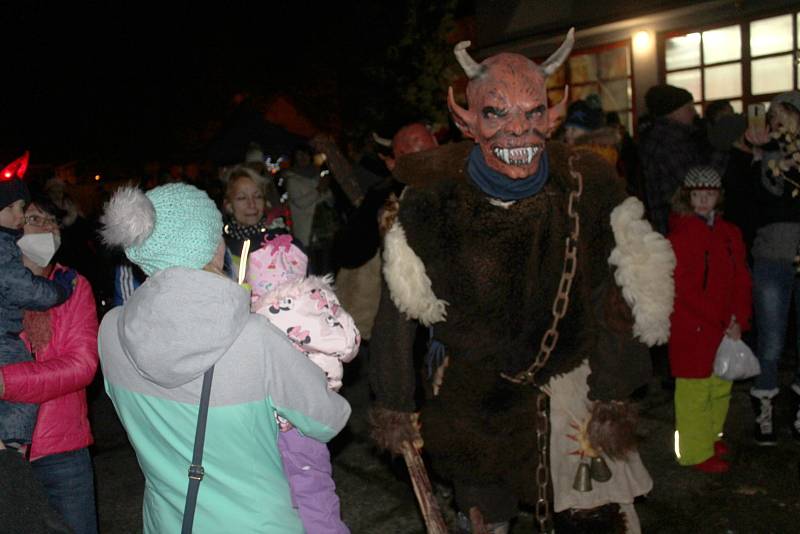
[[52, 268, 77, 302]]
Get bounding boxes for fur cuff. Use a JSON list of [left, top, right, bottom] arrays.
[[587, 401, 639, 460], [368, 407, 423, 455], [382, 220, 448, 326], [608, 197, 675, 346]]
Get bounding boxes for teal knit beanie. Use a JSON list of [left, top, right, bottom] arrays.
[[101, 183, 222, 276]]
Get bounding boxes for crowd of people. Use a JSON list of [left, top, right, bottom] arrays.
[[1, 29, 799, 534]]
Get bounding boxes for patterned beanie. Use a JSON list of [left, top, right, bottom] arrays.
[[683, 166, 722, 190], [245, 234, 308, 302], [100, 183, 222, 276]]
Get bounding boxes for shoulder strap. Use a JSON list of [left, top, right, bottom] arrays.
[[181, 365, 215, 534]]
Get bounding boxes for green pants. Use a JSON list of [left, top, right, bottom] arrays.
[[674, 376, 732, 466]]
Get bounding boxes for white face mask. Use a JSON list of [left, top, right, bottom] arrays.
[[17, 232, 61, 268]]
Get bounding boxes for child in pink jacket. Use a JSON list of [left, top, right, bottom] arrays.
[[246, 234, 359, 534]]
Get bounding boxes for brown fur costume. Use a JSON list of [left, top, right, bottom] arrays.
[[369, 140, 651, 511]]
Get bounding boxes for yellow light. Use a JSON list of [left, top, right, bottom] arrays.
[[94, 175, 101, 181], [633, 30, 652, 53]]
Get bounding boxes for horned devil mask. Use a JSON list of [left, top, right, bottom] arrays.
[[448, 29, 574, 179]]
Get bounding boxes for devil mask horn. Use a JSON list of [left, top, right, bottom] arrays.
[[454, 41, 487, 80], [540, 28, 575, 77]]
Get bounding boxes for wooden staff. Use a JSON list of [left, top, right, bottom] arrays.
[[400, 439, 448, 533]]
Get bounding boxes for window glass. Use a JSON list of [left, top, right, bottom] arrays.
[[751, 55, 794, 95], [599, 79, 631, 111], [702, 25, 741, 64], [546, 65, 566, 89], [570, 84, 600, 103], [750, 15, 793, 56], [547, 89, 565, 107], [730, 100, 743, 113], [569, 55, 598, 84], [666, 33, 701, 70], [666, 69, 702, 102], [704, 63, 742, 99], [617, 111, 631, 134], [598, 47, 630, 79]]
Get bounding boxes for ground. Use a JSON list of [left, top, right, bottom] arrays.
[[90, 355, 800, 533]]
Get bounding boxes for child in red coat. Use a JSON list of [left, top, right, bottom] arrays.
[[668, 166, 752, 473]]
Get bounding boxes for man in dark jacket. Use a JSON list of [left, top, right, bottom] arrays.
[[640, 84, 705, 235]]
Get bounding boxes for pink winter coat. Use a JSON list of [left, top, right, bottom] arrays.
[[252, 275, 360, 391], [0, 266, 98, 461]]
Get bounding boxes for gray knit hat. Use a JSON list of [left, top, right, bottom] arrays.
[[683, 166, 722, 190]]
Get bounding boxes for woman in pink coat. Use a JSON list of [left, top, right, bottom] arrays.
[[0, 190, 99, 534]]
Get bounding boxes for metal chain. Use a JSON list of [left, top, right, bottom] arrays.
[[500, 155, 584, 387], [535, 392, 551, 533], [499, 155, 584, 533]]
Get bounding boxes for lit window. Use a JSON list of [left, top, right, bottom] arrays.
[[662, 10, 799, 117], [546, 41, 634, 133]]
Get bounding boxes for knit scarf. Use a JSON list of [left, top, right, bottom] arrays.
[[223, 215, 269, 241], [467, 146, 549, 201], [23, 310, 52, 354]]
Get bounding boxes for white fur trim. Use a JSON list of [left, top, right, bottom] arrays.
[[608, 197, 675, 346], [99, 186, 156, 248], [382, 221, 448, 326]]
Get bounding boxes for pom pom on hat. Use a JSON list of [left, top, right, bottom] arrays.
[[683, 166, 722, 190], [100, 186, 156, 248], [101, 183, 222, 276]]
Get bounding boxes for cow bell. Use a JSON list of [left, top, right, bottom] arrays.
[[572, 459, 592, 492], [590, 455, 612, 482]]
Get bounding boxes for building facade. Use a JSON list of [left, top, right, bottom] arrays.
[[474, 0, 800, 134]]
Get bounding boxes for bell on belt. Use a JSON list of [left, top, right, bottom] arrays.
[[572, 458, 592, 492], [589, 455, 612, 482]]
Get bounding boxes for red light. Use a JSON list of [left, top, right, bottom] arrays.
[[0, 151, 30, 182]]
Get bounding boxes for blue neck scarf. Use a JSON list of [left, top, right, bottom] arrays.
[[467, 146, 549, 201]]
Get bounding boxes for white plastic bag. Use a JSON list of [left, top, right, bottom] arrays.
[[713, 336, 760, 380]]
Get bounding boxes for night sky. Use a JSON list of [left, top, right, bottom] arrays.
[[2, 2, 423, 168]]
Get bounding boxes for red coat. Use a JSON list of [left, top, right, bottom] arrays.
[[1, 266, 98, 461], [668, 214, 752, 378]]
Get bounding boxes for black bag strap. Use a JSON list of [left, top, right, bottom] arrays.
[[181, 365, 215, 534]]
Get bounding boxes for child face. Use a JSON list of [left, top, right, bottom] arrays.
[[690, 189, 720, 216], [0, 199, 26, 230]]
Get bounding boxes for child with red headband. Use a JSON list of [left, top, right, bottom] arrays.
[[0, 153, 75, 448]]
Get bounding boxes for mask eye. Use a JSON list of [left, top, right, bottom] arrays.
[[482, 106, 506, 119], [525, 105, 547, 119]]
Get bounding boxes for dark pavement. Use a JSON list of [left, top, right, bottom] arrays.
[[88, 356, 800, 533]]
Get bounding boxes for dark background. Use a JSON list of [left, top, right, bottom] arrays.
[[1, 1, 473, 169]]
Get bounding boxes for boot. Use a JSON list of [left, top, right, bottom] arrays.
[[750, 389, 778, 446], [455, 509, 510, 534]]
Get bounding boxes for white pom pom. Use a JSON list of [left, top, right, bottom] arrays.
[[100, 186, 156, 248]]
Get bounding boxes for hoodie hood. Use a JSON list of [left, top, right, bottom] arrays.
[[118, 267, 250, 388]]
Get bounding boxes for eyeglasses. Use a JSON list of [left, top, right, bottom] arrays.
[[24, 214, 58, 227]]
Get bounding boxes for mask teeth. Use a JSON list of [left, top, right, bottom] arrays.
[[492, 146, 540, 166]]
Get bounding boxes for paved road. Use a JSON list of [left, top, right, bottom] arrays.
[[90, 357, 800, 533]]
